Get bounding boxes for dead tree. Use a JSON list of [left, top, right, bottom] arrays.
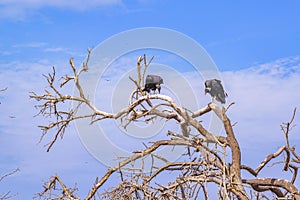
[[31, 51, 300, 199]]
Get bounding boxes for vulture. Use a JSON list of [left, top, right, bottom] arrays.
[[205, 79, 227, 104], [142, 75, 164, 94]]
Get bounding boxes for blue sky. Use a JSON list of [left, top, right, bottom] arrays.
[[1, 0, 300, 198], [2, 1, 300, 69]]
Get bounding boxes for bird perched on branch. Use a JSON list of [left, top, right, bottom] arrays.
[[205, 79, 227, 104], [142, 75, 164, 94]]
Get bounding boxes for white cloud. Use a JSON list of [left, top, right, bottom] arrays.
[[1, 55, 300, 197], [223, 56, 300, 120]]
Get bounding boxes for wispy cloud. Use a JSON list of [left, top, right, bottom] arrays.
[[0, 50, 14, 56], [245, 56, 300, 77], [12, 42, 47, 48], [44, 47, 66, 52], [0, 0, 122, 20], [8, 41, 86, 58], [0, 0, 122, 8], [44, 47, 86, 58]]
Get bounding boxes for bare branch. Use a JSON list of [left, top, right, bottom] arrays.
[[85, 139, 191, 200], [0, 168, 19, 182], [242, 178, 300, 199], [241, 146, 289, 176], [35, 175, 78, 200]]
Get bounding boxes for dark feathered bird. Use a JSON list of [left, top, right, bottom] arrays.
[[205, 79, 227, 104], [142, 75, 164, 94]]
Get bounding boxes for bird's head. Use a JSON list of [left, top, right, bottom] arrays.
[[204, 87, 211, 95]]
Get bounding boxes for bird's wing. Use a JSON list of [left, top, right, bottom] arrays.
[[212, 80, 227, 103], [217, 93, 226, 104], [146, 75, 163, 85], [145, 75, 154, 84], [159, 76, 163, 84], [211, 80, 225, 93]]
